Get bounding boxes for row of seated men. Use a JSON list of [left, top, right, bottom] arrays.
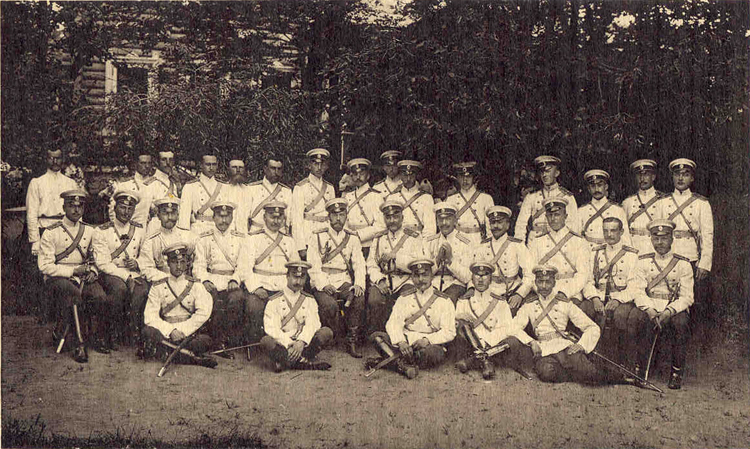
[[40, 179, 695, 389]]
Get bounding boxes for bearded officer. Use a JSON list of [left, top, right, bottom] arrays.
[[178, 153, 228, 235], [374, 150, 403, 199], [260, 260, 333, 372], [446, 161, 494, 245], [622, 159, 664, 254], [138, 197, 196, 283], [386, 160, 436, 238], [579, 169, 631, 251], [423, 203, 472, 304], [291, 148, 335, 259], [308, 198, 367, 358], [243, 157, 292, 235], [343, 158, 385, 258], [153, 151, 180, 198]]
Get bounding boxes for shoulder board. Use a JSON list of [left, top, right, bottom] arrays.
[[481, 237, 492, 244], [313, 228, 329, 234], [143, 177, 156, 185], [673, 254, 690, 262], [279, 229, 290, 236], [99, 221, 113, 230], [247, 229, 264, 236], [692, 193, 708, 201], [323, 180, 334, 187], [404, 228, 421, 238], [556, 293, 571, 303], [655, 190, 667, 198], [230, 230, 245, 237], [489, 292, 505, 301], [455, 233, 470, 245], [185, 276, 199, 283], [279, 182, 291, 190], [302, 291, 314, 298], [343, 229, 357, 236], [639, 252, 655, 259], [459, 289, 475, 300], [568, 231, 581, 238], [130, 221, 143, 228], [593, 244, 606, 252], [46, 222, 63, 230], [434, 290, 450, 300], [426, 234, 440, 242], [199, 231, 213, 238], [296, 179, 309, 187], [523, 292, 539, 304], [623, 245, 638, 253], [152, 277, 168, 286], [559, 187, 573, 196], [268, 291, 284, 301], [399, 284, 417, 296], [368, 187, 382, 194], [184, 178, 198, 185], [508, 236, 522, 243], [147, 230, 162, 240], [248, 180, 262, 186]]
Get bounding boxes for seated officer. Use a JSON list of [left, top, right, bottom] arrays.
[[368, 259, 456, 379], [581, 217, 638, 363], [579, 169, 632, 252], [92, 190, 148, 346], [141, 243, 217, 368], [138, 197, 196, 283], [308, 198, 367, 358], [513, 265, 603, 384], [365, 200, 423, 334], [38, 190, 109, 361], [477, 206, 534, 312], [424, 203, 472, 304], [627, 219, 693, 389], [454, 261, 534, 380], [193, 201, 250, 353], [239, 201, 297, 340], [385, 160, 436, 238], [260, 260, 333, 372], [343, 158, 385, 259]]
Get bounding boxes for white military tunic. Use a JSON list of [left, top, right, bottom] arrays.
[[307, 228, 366, 291], [38, 218, 96, 279], [137, 226, 196, 283], [264, 288, 321, 347], [242, 178, 292, 234], [92, 219, 147, 281], [239, 229, 296, 292], [26, 169, 78, 247], [343, 183, 385, 248], [374, 176, 402, 200], [456, 289, 516, 347], [291, 174, 335, 251], [582, 243, 638, 303], [622, 187, 663, 254], [109, 172, 157, 227], [366, 228, 423, 291], [386, 286, 456, 346], [446, 187, 494, 245], [578, 197, 632, 251], [528, 226, 591, 300], [476, 234, 535, 298], [657, 189, 714, 271], [423, 231, 473, 290], [178, 174, 228, 234], [385, 184, 436, 238], [193, 228, 246, 291], [631, 251, 694, 314], [514, 184, 578, 244], [143, 275, 212, 338]]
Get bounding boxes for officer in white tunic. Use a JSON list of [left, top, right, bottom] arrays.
[[373, 150, 403, 199], [578, 169, 631, 251], [243, 157, 292, 235], [178, 154, 228, 235], [622, 159, 664, 254], [138, 197, 195, 283], [385, 160, 436, 238], [445, 161, 494, 245], [290, 148, 335, 259], [422, 203, 473, 304], [109, 153, 158, 227], [343, 158, 385, 258]]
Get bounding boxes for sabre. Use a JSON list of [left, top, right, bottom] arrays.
[[209, 342, 261, 355]]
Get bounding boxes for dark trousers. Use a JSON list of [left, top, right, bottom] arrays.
[[442, 284, 467, 306], [314, 283, 365, 336], [627, 308, 690, 370], [47, 276, 112, 341], [370, 331, 447, 369], [245, 290, 279, 344], [209, 288, 249, 347], [141, 325, 212, 357], [98, 272, 149, 342], [453, 333, 534, 371], [260, 327, 333, 367], [535, 350, 604, 384], [577, 300, 634, 363]]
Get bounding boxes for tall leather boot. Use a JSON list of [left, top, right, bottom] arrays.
[[346, 326, 362, 358]]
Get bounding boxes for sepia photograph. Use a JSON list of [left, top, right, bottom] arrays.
[[1, 1, 748, 448]]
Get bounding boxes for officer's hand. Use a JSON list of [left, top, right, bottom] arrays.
[[645, 307, 658, 321], [604, 299, 620, 314], [377, 280, 391, 296], [298, 249, 307, 262], [170, 329, 186, 342], [31, 241, 40, 256], [656, 308, 673, 327], [287, 340, 305, 363], [566, 343, 584, 355], [530, 341, 542, 357], [397, 341, 413, 359], [203, 281, 217, 294], [124, 257, 139, 271], [413, 337, 430, 350], [592, 297, 604, 314], [508, 294, 523, 310], [73, 265, 89, 277], [126, 276, 136, 294], [554, 291, 568, 303], [227, 280, 239, 292], [254, 288, 269, 300], [455, 313, 474, 323], [438, 243, 452, 266], [351, 285, 364, 297], [696, 268, 709, 282], [323, 284, 337, 295]]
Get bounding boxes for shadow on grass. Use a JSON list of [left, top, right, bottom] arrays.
[[2, 413, 268, 448]]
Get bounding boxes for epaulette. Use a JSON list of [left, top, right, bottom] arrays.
[[296, 178, 309, 187], [247, 229, 264, 236], [99, 221, 113, 230], [368, 187, 382, 195], [46, 222, 63, 230], [343, 228, 357, 236], [568, 230, 582, 238], [152, 277, 168, 285], [556, 293, 571, 303], [372, 229, 388, 239], [481, 237, 492, 244], [313, 228, 329, 234], [399, 284, 417, 296], [508, 236, 523, 244], [185, 275, 199, 282], [692, 193, 708, 201], [673, 254, 690, 262], [623, 245, 638, 253], [268, 291, 284, 301], [302, 291, 314, 298], [455, 233, 470, 245], [460, 289, 475, 300], [404, 228, 421, 238], [230, 230, 245, 237], [279, 229, 291, 236], [130, 221, 143, 228], [559, 187, 573, 196], [143, 177, 156, 185], [184, 178, 198, 184], [593, 244, 606, 252], [248, 180, 262, 186], [434, 290, 450, 300], [279, 182, 291, 190], [199, 230, 213, 238], [147, 230, 162, 240], [426, 234, 441, 242], [639, 252, 655, 259], [523, 292, 539, 304], [489, 292, 505, 301]]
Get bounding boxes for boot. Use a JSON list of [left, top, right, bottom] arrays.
[[92, 337, 111, 354], [395, 358, 418, 379], [346, 327, 362, 358], [456, 356, 472, 374], [194, 355, 219, 369], [293, 357, 331, 371], [668, 366, 683, 390], [481, 358, 495, 380], [365, 357, 382, 370], [72, 344, 88, 363]]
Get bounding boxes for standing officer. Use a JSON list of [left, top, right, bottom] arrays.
[[291, 148, 335, 259], [92, 190, 148, 346], [239, 201, 297, 341], [343, 158, 385, 258], [365, 200, 423, 334], [141, 243, 217, 368], [260, 260, 333, 372], [153, 151, 180, 198], [374, 150, 403, 199], [308, 198, 367, 358], [225, 160, 249, 233], [515, 155, 578, 245], [193, 201, 249, 351], [244, 157, 292, 235], [423, 203, 472, 304], [454, 261, 534, 379], [528, 198, 591, 306], [513, 265, 602, 384], [368, 259, 456, 379], [38, 190, 110, 360], [138, 197, 195, 283], [578, 169, 631, 251], [446, 161, 494, 245], [477, 206, 534, 313], [109, 153, 157, 227], [627, 219, 693, 389], [386, 160, 436, 238], [26, 148, 79, 256], [622, 159, 664, 254], [178, 154, 228, 235]]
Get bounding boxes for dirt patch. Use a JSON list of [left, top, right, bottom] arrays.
[[2, 315, 749, 448]]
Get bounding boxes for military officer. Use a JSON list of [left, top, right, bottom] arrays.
[[290, 148, 335, 259], [38, 190, 110, 361], [153, 151, 180, 198], [109, 153, 158, 227], [138, 197, 196, 283], [26, 148, 79, 256], [373, 150, 403, 199], [627, 219, 693, 389], [477, 206, 535, 312], [260, 260, 333, 372], [445, 161, 494, 245], [239, 201, 297, 340], [454, 261, 534, 380], [622, 159, 664, 254], [513, 265, 603, 384], [178, 154, 229, 235], [368, 259, 456, 379], [386, 160, 436, 238], [243, 157, 292, 235], [308, 198, 367, 357], [193, 201, 250, 350], [92, 190, 149, 346], [423, 203, 472, 304], [141, 243, 217, 368], [225, 159, 249, 233], [515, 155, 578, 244], [365, 200, 423, 334], [343, 158, 385, 258], [581, 217, 638, 362], [528, 198, 591, 305], [579, 169, 632, 251]]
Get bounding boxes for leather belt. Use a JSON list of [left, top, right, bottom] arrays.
[[208, 268, 234, 275], [537, 333, 562, 342], [162, 315, 189, 324], [253, 267, 285, 276], [649, 292, 671, 300], [457, 225, 481, 234], [492, 274, 518, 284], [630, 227, 650, 236], [347, 223, 368, 231], [596, 284, 627, 292], [40, 214, 64, 219]]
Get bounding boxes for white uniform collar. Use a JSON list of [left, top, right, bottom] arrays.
[[638, 186, 656, 198], [605, 241, 623, 255], [199, 173, 216, 185], [415, 285, 435, 302], [590, 196, 609, 208], [460, 185, 477, 197], [307, 173, 324, 190], [492, 233, 509, 245], [550, 225, 570, 239], [534, 286, 562, 303], [283, 286, 303, 303], [262, 177, 277, 192], [62, 217, 79, 229], [542, 183, 560, 194], [655, 250, 674, 263], [673, 188, 692, 198], [355, 183, 371, 196]]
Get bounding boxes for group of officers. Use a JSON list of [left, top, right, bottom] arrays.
[[28, 146, 713, 389]]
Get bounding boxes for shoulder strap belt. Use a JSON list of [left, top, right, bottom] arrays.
[[401, 191, 425, 228], [250, 183, 282, 220], [472, 294, 503, 330], [538, 232, 575, 269], [211, 232, 238, 270], [646, 257, 681, 294], [668, 195, 701, 254], [162, 281, 195, 315], [531, 297, 560, 330], [594, 248, 627, 285], [456, 190, 482, 225], [322, 232, 350, 265], [110, 223, 136, 260], [55, 224, 86, 263], [628, 193, 660, 225], [281, 294, 306, 328], [195, 182, 223, 217], [582, 202, 613, 237], [255, 233, 286, 265], [489, 238, 513, 275], [304, 182, 328, 213], [404, 292, 439, 331]]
